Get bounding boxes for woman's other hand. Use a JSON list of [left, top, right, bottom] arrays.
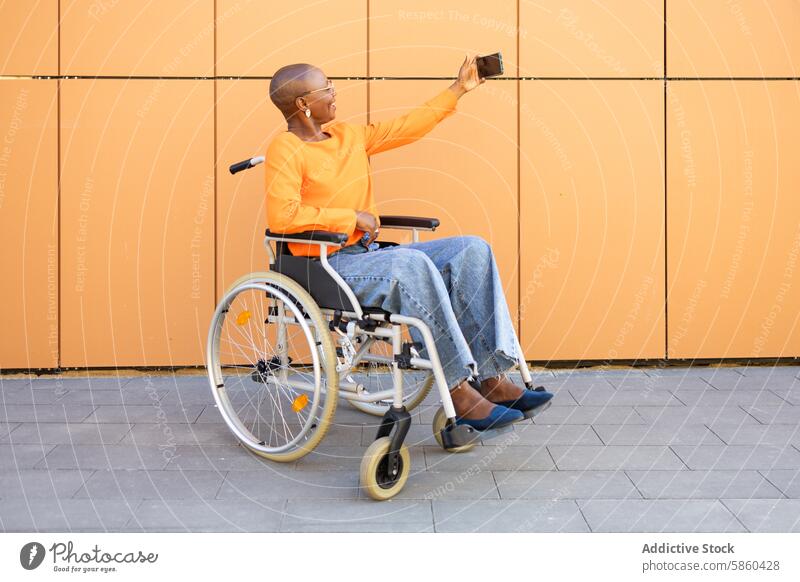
[[356, 211, 379, 245], [449, 54, 485, 98]]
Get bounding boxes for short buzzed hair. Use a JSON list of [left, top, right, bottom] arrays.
[[269, 63, 320, 118]]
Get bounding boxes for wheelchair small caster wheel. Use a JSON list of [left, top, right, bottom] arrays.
[[432, 407, 476, 453], [360, 436, 410, 501]]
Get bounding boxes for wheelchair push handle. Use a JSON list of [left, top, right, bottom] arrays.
[[229, 156, 265, 175]]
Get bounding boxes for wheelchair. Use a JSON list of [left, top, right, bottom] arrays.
[[205, 155, 551, 500]]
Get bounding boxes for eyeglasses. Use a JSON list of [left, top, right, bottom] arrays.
[[299, 82, 335, 98]]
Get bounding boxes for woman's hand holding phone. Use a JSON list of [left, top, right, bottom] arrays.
[[356, 211, 379, 247], [450, 54, 486, 97]]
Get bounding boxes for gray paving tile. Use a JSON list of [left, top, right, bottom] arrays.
[[153, 378, 215, 406], [635, 406, 758, 425], [3, 423, 131, 445], [671, 445, 800, 471], [121, 423, 236, 446], [1, 387, 64, 404], [194, 404, 226, 424], [696, 368, 749, 383], [569, 387, 684, 406], [57, 389, 168, 405], [296, 445, 424, 471], [743, 405, 800, 424], [707, 423, 800, 446], [551, 368, 649, 379], [708, 375, 800, 391], [131, 499, 284, 531], [0, 498, 138, 532], [283, 522, 434, 532], [83, 405, 205, 424], [722, 499, 800, 532], [544, 375, 616, 390], [509, 423, 604, 446], [287, 422, 361, 447], [759, 470, 800, 498], [157, 392, 216, 406], [433, 499, 589, 532], [549, 445, 686, 471], [74, 469, 225, 500], [164, 445, 288, 472], [0, 444, 55, 469], [494, 470, 640, 500], [536, 389, 579, 406], [388, 470, 500, 500], [609, 376, 713, 391], [674, 390, 787, 407], [593, 424, 724, 446], [642, 366, 712, 378], [0, 423, 20, 440], [770, 389, 800, 405], [533, 406, 646, 425], [626, 470, 784, 499], [424, 442, 555, 471], [0, 404, 96, 423], [2, 376, 133, 391], [0, 469, 92, 498], [124, 375, 208, 392], [282, 499, 432, 532], [578, 499, 745, 532], [736, 366, 800, 379], [37, 444, 171, 470], [217, 469, 359, 499]]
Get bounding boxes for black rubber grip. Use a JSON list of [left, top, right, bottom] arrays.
[[229, 159, 252, 174], [265, 229, 349, 245], [378, 215, 440, 229]]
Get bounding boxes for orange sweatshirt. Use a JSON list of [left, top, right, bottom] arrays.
[[264, 87, 459, 257]]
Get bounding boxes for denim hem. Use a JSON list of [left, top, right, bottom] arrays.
[[477, 348, 519, 381], [453, 282, 510, 377]]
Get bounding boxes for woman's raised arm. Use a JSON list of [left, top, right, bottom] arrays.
[[360, 54, 484, 156]]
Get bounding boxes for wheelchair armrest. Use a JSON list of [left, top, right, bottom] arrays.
[[378, 216, 440, 230], [264, 228, 349, 245]]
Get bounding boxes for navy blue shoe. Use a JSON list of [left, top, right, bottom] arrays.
[[455, 404, 524, 431], [496, 388, 554, 418]]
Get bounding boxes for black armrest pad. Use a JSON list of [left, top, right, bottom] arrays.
[[265, 229, 348, 245], [378, 215, 440, 230]]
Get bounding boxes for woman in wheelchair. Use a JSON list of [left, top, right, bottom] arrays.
[[207, 55, 553, 500]]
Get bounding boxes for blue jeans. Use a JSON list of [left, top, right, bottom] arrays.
[[327, 235, 520, 389]]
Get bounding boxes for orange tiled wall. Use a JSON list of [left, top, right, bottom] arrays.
[[1, 1, 798, 369]]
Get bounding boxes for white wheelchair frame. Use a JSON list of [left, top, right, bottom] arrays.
[[206, 155, 543, 500]]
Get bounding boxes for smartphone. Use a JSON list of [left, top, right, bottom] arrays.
[[476, 52, 504, 78]]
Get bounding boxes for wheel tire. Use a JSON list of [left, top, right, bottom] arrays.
[[432, 406, 476, 453], [360, 436, 411, 501], [206, 271, 338, 462]]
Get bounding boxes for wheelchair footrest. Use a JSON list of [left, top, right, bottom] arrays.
[[439, 422, 515, 449]]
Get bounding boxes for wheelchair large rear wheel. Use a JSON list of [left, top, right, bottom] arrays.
[[206, 272, 338, 462]]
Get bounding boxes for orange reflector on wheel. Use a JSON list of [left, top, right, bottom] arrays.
[[291, 394, 309, 412], [236, 310, 252, 325]]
